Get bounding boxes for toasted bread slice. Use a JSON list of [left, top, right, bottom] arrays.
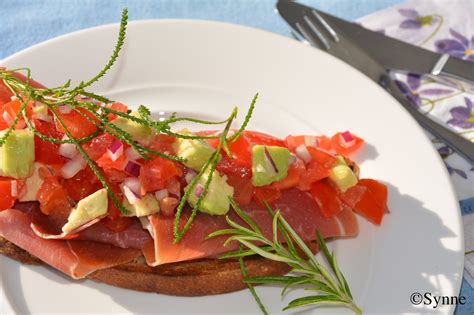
[[0, 237, 318, 296]]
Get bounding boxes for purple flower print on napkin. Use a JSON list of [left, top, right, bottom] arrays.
[[398, 9, 434, 29], [448, 97, 474, 129], [438, 146, 468, 178], [435, 29, 474, 61], [395, 73, 452, 108]]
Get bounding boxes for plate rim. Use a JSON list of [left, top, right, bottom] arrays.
[[0, 18, 465, 313]]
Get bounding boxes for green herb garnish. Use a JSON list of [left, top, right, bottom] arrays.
[[0, 8, 256, 228], [209, 199, 362, 315]]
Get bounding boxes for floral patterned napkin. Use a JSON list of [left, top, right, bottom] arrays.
[[358, 0, 474, 288]]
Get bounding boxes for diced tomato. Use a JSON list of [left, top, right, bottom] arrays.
[[296, 147, 337, 191], [297, 162, 330, 191], [102, 183, 133, 232], [82, 133, 116, 161], [353, 179, 388, 225], [204, 132, 252, 167], [96, 150, 127, 170], [34, 118, 66, 165], [149, 134, 177, 154], [164, 177, 181, 198], [310, 180, 343, 218], [0, 99, 31, 129], [140, 156, 182, 193], [331, 131, 364, 156], [284, 135, 332, 152], [54, 107, 99, 139], [307, 147, 338, 168], [10, 71, 45, 89], [217, 156, 253, 205], [271, 159, 305, 190], [103, 168, 127, 183], [0, 83, 13, 106], [37, 177, 71, 216], [0, 179, 24, 210], [253, 186, 281, 208], [316, 135, 332, 151], [339, 185, 367, 208], [63, 167, 101, 202], [243, 130, 285, 147], [225, 135, 252, 167], [102, 215, 134, 233], [106, 102, 128, 120], [159, 197, 179, 217]]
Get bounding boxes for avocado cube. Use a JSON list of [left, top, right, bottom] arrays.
[[329, 165, 358, 192], [62, 189, 108, 233], [173, 129, 215, 171], [110, 111, 153, 145], [252, 145, 290, 187], [187, 170, 234, 215], [0, 129, 35, 179], [122, 193, 160, 217]]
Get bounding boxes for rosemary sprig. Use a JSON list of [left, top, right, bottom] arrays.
[[208, 199, 362, 315], [238, 244, 268, 315]]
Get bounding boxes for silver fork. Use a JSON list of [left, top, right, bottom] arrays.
[[278, 3, 474, 164]]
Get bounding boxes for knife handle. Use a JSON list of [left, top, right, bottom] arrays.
[[386, 80, 474, 164]]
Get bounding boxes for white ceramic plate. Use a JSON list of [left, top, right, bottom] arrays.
[[0, 20, 464, 314]]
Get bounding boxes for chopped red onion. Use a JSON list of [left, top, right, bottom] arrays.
[[61, 155, 87, 179], [124, 161, 141, 177], [288, 154, 297, 165], [341, 131, 354, 143], [304, 136, 317, 147], [184, 170, 197, 184], [34, 112, 52, 122], [194, 184, 204, 197], [264, 146, 279, 174], [58, 105, 72, 114], [125, 147, 141, 161], [155, 189, 169, 200], [59, 136, 78, 159], [11, 181, 17, 198], [107, 139, 124, 162], [123, 185, 141, 205], [2, 111, 13, 125], [123, 177, 141, 195], [295, 145, 312, 163], [139, 217, 155, 238]]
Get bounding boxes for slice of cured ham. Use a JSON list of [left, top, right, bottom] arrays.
[[15, 201, 151, 249], [0, 209, 140, 279], [145, 188, 358, 266]]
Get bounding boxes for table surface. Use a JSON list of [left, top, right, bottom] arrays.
[[1, 0, 403, 60]]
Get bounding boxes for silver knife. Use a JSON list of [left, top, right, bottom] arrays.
[[276, 0, 474, 163], [277, 0, 474, 92], [314, 8, 474, 92]]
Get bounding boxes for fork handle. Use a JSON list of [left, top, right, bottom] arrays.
[[385, 78, 474, 163]]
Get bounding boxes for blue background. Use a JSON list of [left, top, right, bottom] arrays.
[[1, 0, 472, 314]]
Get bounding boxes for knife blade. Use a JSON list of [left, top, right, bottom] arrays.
[[276, 0, 474, 163], [277, 0, 474, 91]]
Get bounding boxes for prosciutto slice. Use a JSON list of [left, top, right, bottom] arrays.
[[0, 209, 140, 279], [144, 188, 358, 266], [14, 201, 151, 249], [77, 220, 152, 249]]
